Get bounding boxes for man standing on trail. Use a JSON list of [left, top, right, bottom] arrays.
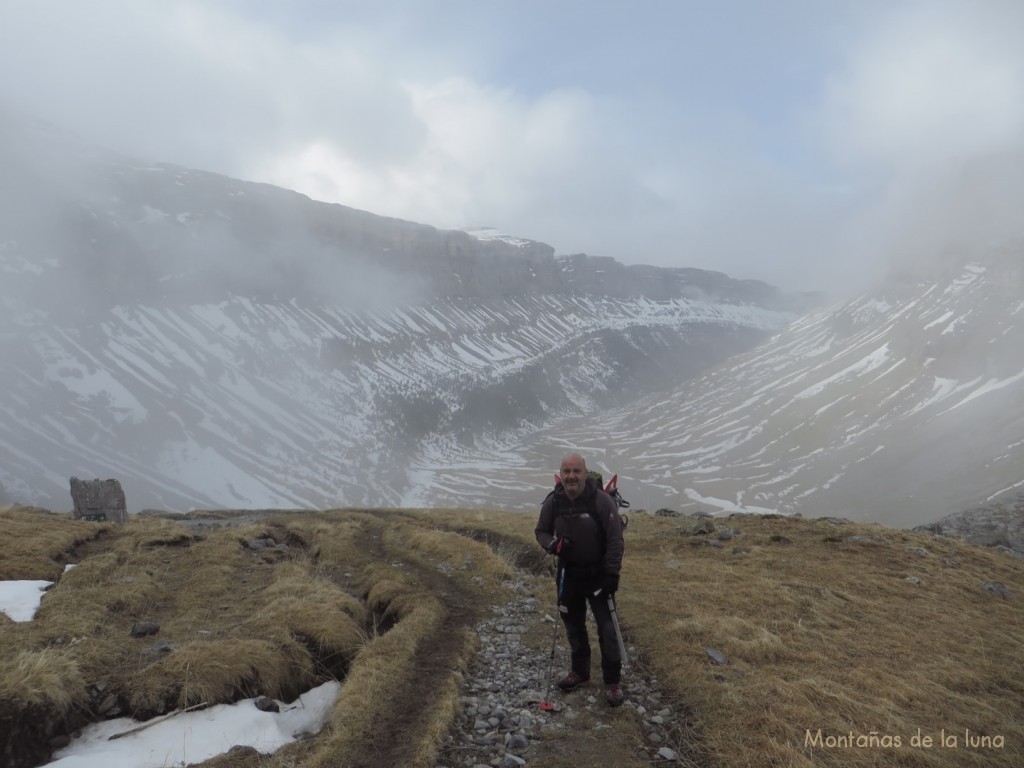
[[535, 452, 626, 707]]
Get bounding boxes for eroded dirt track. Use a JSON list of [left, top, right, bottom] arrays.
[[6, 508, 703, 768], [345, 511, 706, 768], [338, 514, 486, 768]]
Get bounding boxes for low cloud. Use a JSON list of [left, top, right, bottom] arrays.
[[823, 2, 1024, 167], [820, 1, 1024, 276], [3, 1, 1023, 297]]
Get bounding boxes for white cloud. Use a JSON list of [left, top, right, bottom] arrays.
[[4, 1, 1023, 295], [258, 77, 613, 234], [813, 1, 1024, 278], [823, 1, 1024, 168]]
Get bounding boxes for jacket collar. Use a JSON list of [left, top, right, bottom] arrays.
[[554, 476, 597, 503]]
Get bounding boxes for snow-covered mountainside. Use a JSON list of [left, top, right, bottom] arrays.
[[0, 290, 793, 510], [0, 112, 803, 511], [411, 248, 1024, 528]]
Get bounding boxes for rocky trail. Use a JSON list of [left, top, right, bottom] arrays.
[[436, 568, 704, 768], [30, 510, 706, 767]]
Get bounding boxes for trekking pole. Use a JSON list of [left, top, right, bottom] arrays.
[[538, 562, 564, 712], [607, 591, 629, 668], [594, 587, 629, 668]]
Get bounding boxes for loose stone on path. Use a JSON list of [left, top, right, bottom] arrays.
[[436, 578, 683, 767]]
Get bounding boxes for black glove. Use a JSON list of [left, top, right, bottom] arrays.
[[546, 536, 571, 555], [602, 572, 619, 594]]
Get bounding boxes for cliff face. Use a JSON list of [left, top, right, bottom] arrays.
[[0, 114, 804, 512], [2, 112, 813, 311], [915, 493, 1024, 557], [410, 246, 1024, 527]]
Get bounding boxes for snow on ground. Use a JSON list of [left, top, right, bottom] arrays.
[[0, 579, 53, 622], [155, 439, 298, 508], [682, 488, 777, 514], [792, 343, 891, 400], [461, 226, 536, 248], [941, 368, 1024, 414], [43, 683, 338, 768], [0, 579, 338, 768], [0, 565, 75, 622], [923, 310, 954, 330]]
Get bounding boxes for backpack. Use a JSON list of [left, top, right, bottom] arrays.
[[548, 471, 630, 535], [592, 472, 630, 517]]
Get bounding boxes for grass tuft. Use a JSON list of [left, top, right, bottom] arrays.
[[2, 506, 1022, 768], [0, 648, 83, 712]]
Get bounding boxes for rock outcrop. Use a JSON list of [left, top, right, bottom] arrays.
[[915, 492, 1024, 557], [69, 477, 127, 523]]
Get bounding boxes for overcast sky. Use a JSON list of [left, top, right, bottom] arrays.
[[2, 1, 1023, 294]]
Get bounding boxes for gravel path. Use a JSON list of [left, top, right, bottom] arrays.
[[436, 576, 690, 768]]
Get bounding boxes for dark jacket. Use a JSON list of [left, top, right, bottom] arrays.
[[535, 476, 624, 576]]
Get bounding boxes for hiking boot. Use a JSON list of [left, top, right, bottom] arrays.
[[557, 671, 590, 691], [605, 683, 624, 707]]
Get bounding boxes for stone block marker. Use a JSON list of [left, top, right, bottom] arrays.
[[70, 477, 128, 523]]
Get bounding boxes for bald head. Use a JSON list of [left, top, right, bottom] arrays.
[[561, 452, 586, 469], [559, 453, 587, 500]]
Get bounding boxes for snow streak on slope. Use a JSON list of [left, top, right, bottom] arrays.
[[462, 227, 538, 249], [410, 253, 1024, 528], [0, 289, 793, 511], [1, 115, 809, 513]]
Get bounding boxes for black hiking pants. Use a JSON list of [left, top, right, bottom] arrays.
[[558, 565, 621, 684]]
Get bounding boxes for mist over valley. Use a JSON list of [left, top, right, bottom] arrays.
[[2, 112, 1022, 533]]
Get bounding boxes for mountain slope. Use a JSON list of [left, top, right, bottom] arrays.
[[0, 112, 803, 511], [412, 247, 1024, 528], [0, 292, 794, 510]]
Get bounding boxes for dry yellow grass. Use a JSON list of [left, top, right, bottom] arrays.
[[406, 526, 513, 578], [308, 597, 445, 766], [617, 513, 1022, 768], [298, 512, 488, 768], [0, 505, 109, 580], [3, 505, 1021, 768], [3, 513, 377, 724], [423, 507, 1024, 768], [0, 648, 83, 712]]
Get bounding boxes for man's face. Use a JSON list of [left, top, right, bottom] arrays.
[[559, 455, 587, 499]]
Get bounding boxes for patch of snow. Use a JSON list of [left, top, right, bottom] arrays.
[[682, 488, 778, 515], [923, 310, 954, 330], [814, 395, 848, 417], [462, 226, 536, 248], [985, 478, 1024, 501], [940, 317, 965, 335], [138, 205, 169, 224], [42, 357, 149, 425], [156, 440, 293, 508], [1, 250, 49, 275], [44, 682, 339, 768], [0, 579, 52, 621], [940, 369, 1024, 414], [792, 343, 891, 400]]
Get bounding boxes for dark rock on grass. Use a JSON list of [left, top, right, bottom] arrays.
[[705, 648, 729, 666], [686, 520, 716, 536], [982, 581, 1013, 599], [70, 477, 128, 524], [130, 620, 160, 638]]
